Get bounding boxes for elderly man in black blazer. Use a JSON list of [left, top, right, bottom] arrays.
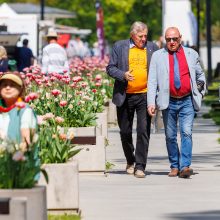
[[106, 21, 158, 178]]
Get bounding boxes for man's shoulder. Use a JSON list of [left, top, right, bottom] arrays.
[[44, 43, 64, 51], [113, 39, 129, 47], [182, 46, 198, 56], [152, 48, 166, 56]]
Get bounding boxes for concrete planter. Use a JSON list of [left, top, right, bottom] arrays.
[[61, 124, 106, 172], [71, 135, 106, 172], [0, 186, 47, 220], [38, 161, 79, 212], [96, 110, 108, 139], [106, 100, 117, 125]]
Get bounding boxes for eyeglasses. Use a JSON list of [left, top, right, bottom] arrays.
[[165, 37, 179, 42]]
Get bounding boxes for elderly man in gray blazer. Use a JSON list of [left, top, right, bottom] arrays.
[[106, 21, 158, 178], [147, 27, 206, 178]]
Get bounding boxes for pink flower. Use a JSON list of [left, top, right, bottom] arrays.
[[81, 82, 88, 88], [12, 151, 26, 161], [24, 96, 31, 103], [95, 82, 102, 87], [72, 76, 82, 82], [28, 92, 38, 101], [51, 89, 61, 96], [37, 115, 45, 125], [95, 74, 102, 81], [22, 67, 29, 72], [59, 100, 67, 107], [55, 116, 64, 123], [15, 101, 26, 109], [44, 113, 55, 120], [92, 89, 97, 93]]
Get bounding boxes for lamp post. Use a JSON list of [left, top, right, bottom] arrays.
[[40, 0, 45, 20], [196, 0, 200, 53], [206, 0, 212, 84]]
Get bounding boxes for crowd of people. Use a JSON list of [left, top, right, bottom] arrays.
[[0, 21, 206, 180]]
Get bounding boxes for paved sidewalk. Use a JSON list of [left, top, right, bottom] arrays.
[[79, 106, 220, 220]]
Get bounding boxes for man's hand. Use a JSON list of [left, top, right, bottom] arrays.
[[148, 105, 156, 117], [124, 70, 134, 81]]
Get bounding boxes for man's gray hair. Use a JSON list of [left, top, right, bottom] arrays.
[[130, 21, 148, 35]]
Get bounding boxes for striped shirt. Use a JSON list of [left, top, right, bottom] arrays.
[[41, 43, 69, 74]]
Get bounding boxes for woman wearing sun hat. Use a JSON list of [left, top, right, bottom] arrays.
[[0, 71, 37, 144]]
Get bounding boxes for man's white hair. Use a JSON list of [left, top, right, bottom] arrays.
[[130, 21, 148, 35]]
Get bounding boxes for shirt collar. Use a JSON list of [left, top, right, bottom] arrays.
[[167, 45, 182, 54], [129, 39, 147, 49]]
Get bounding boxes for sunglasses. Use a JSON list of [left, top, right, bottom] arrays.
[[165, 37, 179, 42]]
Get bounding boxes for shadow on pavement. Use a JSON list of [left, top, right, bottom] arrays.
[[166, 210, 220, 220]]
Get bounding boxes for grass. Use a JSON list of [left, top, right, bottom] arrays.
[[48, 214, 80, 220]]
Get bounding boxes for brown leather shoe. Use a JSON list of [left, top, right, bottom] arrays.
[[168, 168, 179, 177], [189, 167, 193, 175], [179, 167, 191, 178]]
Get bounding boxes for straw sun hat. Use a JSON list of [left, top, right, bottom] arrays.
[[46, 30, 58, 38], [0, 73, 23, 87]]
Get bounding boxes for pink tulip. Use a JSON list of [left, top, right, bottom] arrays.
[[15, 101, 26, 109], [28, 92, 38, 100], [55, 116, 64, 123], [37, 115, 45, 125], [95, 74, 102, 81], [13, 151, 26, 161], [59, 100, 68, 107], [95, 82, 102, 87], [51, 89, 61, 96]]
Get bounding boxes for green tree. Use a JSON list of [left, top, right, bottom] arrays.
[[1, 0, 219, 44]]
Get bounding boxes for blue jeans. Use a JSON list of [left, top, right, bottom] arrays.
[[162, 96, 195, 171]]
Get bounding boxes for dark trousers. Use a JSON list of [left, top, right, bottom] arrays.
[[116, 93, 151, 171]]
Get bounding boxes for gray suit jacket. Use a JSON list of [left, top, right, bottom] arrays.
[[106, 39, 159, 107], [147, 46, 206, 112]]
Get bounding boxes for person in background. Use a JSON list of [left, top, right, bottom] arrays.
[[106, 21, 158, 178], [66, 35, 90, 59], [0, 72, 37, 144], [0, 46, 8, 73], [41, 30, 69, 75], [147, 27, 206, 178], [16, 39, 34, 72]]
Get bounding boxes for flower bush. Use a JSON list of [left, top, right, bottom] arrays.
[[0, 135, 47, 189], [23, 58, 112, 127], [22, 56, 113, 127], [38, 115, 81, 164]]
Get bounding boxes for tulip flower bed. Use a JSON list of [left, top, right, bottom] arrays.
[[23, 56, 113, 128], [21, 57, 112, 172]]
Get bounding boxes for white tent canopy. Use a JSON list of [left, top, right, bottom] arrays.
[[0, 3, 18, 17]]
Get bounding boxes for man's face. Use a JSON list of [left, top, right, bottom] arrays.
[[165, 28, 181, 52], [131, 29, 147, 49]]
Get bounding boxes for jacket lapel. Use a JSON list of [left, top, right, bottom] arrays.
[[124, 40, 130, 70], [162, 48, 169, 73], [146, 42, 153, 69]]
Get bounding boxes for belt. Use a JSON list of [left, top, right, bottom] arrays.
[[170, 93, 191, 100]]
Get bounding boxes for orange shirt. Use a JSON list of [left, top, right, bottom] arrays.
[[126, 47, 147, 94]]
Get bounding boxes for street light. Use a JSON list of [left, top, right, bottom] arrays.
[[206, 0, 212, 84], [40, 0, 45, 20], [196, 0, 200, 53]]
